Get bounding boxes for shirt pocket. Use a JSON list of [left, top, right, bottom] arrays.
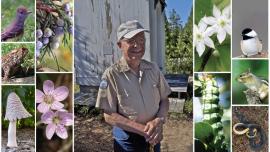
[[117, 93, 137, 118]]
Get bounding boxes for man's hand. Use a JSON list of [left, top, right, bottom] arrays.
[[104, 112, 149, 138], [144, 118, 164, 145]]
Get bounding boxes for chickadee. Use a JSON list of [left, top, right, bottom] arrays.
[[240, 28, 262, 57]]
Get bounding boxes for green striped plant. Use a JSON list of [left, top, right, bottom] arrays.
[[195, 74, 229, 152]]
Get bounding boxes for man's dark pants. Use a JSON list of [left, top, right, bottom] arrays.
[[113, 127, 160, 152]]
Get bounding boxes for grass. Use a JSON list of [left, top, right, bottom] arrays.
[[2, 43, 35, 69], [1, 0, 35, 42]]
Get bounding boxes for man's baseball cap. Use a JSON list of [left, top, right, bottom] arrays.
[[117, 20, 149, 41]]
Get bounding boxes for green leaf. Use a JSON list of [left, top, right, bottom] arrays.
[[195, 0, 213, 24], [212, 0, 230, 9], [195, 36, 231, 72], [195, 122, 215, 143]]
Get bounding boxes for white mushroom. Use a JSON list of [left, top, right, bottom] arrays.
[[4, 92, 32, 148]]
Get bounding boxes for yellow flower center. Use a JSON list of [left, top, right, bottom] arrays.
[[53, 116, 60, 124], [219, 20, 226, 27], [44, 95, 54, 104], [196, 34, 203, 40]]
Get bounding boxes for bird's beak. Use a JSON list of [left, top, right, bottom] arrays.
[[27, 11, 32, 14]]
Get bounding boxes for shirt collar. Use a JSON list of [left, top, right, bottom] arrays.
[[117, 57, 152, 72]]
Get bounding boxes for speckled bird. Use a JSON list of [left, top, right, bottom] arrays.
[[1, 6, 32, 41]]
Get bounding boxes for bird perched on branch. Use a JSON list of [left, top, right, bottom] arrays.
[[240, 28, 262, 57], [1, 6, 32, 42]]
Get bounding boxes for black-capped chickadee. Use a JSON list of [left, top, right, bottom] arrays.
[[240, 28, 262, 57]]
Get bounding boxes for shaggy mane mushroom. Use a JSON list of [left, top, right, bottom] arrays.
[[4, 92, 32, 147]]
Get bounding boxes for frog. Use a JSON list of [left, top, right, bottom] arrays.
[[2, 47, 28, 80]]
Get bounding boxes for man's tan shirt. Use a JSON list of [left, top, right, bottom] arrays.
[[96, 58, 171, 124]]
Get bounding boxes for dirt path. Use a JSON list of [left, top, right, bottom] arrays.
[[75, 113, 193, 152], [161, 118, 193, 152]]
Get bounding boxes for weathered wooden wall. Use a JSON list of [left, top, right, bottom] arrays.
[[75, 0, 165, 86]]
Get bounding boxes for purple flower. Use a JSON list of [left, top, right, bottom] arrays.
[[36, 41, 43, 50], [36, 29, 43, 38], [63, 3, 71, 12], [41, 110, 72, 139], [44, 28, 53, 37], [42, 37, 49, 45], [54, 27, 64, 36], [36, 80, 69, 113]]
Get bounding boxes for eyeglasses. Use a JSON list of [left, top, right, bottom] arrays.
[[122, 36, 145, 46]]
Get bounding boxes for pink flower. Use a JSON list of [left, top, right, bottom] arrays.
[[41, 110, 73, 139], [36, 80, 69, 113]]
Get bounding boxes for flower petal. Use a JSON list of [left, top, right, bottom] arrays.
[[202, 17, 217, 26], [198, 20, 207, 32], [59, 112, 73, 126], [56, 125, 68, 139], [205, 26, 217, 37], [46, 123, 56, 140], [196, 42, 205, 57], [222, 5, 231, 18], [204, 37, 215, 49], [51, 101, 64, 110], [41, 111, 54, 124], [37, 102, 50, 113], [224, 24, 231, 35], [213, 5, 221, 18], [43, 80, 54, 95], [53, 86, 69, 102], [217, 28, 227, 43], [36, 89, 44, 103]]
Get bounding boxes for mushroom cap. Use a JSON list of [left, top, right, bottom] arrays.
[[5, 92, 32, 121]]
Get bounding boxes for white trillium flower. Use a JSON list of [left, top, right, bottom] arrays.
[[194, 20, 215, 57], [203, 5, 231, 44]]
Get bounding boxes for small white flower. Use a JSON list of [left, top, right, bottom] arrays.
[[194, 20, 215, 57], [203, 5, 231, 44]]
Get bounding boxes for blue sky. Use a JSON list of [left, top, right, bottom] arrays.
[[165, 0, 193, 26]]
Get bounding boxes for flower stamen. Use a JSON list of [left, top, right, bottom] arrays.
[[53, 116, 60, 124], [44, 95, 54, 104]]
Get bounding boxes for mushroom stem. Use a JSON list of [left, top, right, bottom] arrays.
[[7, 120, 17, 147]]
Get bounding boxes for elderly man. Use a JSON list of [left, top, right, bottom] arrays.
[[96, 20, 171, 152]]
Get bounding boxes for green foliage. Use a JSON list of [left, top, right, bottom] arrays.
[[232, 60, 268, 104], [195, 74, 230, 152], [2, 85, 35, 129], [40, 37, 73, 72], [195, 122, 214, 144], [2, 43, 35, 69], [1, 0, 35, 42], [194, 0, 230, 72], [165, 9, 193, 74], [183, 99, 193, 116]]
